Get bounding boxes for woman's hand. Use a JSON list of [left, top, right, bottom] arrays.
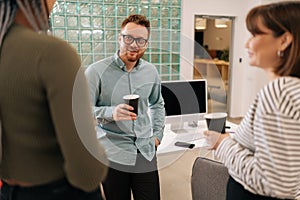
[[204, 130, 229, 150]]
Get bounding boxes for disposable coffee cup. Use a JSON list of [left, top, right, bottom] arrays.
[[204, 112, 227, 133], [123, 94, 139, 115]]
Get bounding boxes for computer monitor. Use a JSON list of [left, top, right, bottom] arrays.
[[161, 79, 207, 133]]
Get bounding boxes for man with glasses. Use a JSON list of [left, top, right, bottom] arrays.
[[85, 14, 165, 200]]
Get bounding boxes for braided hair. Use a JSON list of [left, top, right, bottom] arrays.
[[0, 0, 50, 48], [0, 0, 17, 47]]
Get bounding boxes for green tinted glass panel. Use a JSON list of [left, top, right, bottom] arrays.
[[50, 0, 181, 80]]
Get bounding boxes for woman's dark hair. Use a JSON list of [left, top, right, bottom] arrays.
[[0, 0, 50, 48], [246, 1, 300, 78], [121, 14, 150, 38]]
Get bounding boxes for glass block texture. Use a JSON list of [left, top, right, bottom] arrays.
[[50, 0, 181, 80]]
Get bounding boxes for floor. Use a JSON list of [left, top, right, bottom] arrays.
[[158, 99, 243, 200], [158, 148, 212, 200]]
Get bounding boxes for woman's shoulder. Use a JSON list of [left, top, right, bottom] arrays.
[[39, 34, 78, 58], [9, 24, 79, 60], [265, 76, 300, 95], [261, 76, 300, 116]]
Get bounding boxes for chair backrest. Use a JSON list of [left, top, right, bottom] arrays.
[[191, 157, 229, 200]]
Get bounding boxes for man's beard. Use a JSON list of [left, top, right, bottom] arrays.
[[127, 51, 144, 62]]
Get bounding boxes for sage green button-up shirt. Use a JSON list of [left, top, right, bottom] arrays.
[[85, 52, 165, 165]]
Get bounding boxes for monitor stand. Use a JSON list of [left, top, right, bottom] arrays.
[[170, 121, 201, 135], [168, 121, 206, 142], [166, 114, 205, 134]]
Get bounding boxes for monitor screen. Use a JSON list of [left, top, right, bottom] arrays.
[[161, 79, 207, 132], [161, 79, 207, 116]]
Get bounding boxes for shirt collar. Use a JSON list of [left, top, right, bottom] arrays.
[[113, 50, 142, 71]]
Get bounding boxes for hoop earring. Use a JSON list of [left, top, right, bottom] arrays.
[[277, 50, 284, 58]]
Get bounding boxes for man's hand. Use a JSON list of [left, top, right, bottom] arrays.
[[113, 104, 137, 121], [203, 130, 229, 150], [154, 137, 160, 147]]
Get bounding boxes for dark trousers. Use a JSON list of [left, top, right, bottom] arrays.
[[0, 178, 102, 200], [102, 153, 160, 200], [227, 176, 286, 200]]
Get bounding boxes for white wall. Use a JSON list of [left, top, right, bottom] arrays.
[[180, 0, 268, 117]]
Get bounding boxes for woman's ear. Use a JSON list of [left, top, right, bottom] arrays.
[[280, 32, 293, 51]]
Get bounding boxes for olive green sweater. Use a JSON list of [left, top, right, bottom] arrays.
[[0, 24, 107, 191]]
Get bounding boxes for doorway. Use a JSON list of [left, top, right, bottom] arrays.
[[193, 15, 234, 113]]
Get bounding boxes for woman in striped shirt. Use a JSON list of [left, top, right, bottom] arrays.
[[205, 1, 300, 199]]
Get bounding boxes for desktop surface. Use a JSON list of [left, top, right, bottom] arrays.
[[157, 120, 238, 155]]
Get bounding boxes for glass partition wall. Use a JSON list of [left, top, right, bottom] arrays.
[[50, 0, 181, 81]]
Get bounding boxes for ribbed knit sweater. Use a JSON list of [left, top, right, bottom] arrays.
[[216, 76, 300, 199], [0, 23, 107, 191]]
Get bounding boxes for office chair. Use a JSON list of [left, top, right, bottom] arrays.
[[191, 157, 229, 200]]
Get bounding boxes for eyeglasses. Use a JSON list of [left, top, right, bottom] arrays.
[[121, 34, 148, 47]]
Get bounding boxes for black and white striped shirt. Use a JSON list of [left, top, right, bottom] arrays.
[[216, 76, 300, 199]]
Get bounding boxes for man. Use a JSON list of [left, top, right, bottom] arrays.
[[85, 14, 165, 200]]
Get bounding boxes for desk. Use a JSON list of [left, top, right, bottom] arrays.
[[157, 120, 237, 200], [194, 59, 229, 81], [157, 120, 237, 155]]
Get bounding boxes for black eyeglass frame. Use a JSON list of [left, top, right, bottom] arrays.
[[121, 34, 149, 47]]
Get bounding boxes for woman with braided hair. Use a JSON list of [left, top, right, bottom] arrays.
[[0, 0, 107, 199]]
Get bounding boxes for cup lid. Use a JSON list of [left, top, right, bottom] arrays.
[[204, 112, 227, 119], [123, 94, 139, 99]]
